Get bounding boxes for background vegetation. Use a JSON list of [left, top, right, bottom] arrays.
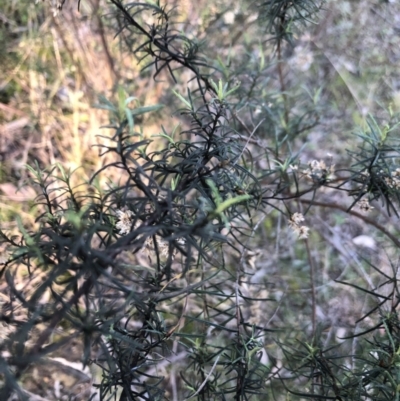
[[1, 0, 400, 400]]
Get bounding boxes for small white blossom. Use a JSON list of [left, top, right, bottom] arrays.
[[115, 209, 134, 235], [298, 226, 310, 239], [309, 160, 321, 170], [360, 170, 370, 179], [145, 236, 186, 261], [357, 199, 374, 213], [384, 168, 400, 189], [288, 213, 310, 240], [176, 237, 186, 245], [303, 158, 335, 182], [291, 212, 305, 225]]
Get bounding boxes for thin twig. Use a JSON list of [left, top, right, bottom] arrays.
[[277, 39, 288, 125], [233, 118, 265, 166], [299, 199, 400, 249], [304, 238, 316, 336], [183, 355, 220, 401], [277, 5, 289, 126]]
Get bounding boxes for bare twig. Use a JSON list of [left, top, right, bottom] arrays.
[[305, 238, 316, 336], [300, 199, 400, 249], [183, 355, 220, 401]]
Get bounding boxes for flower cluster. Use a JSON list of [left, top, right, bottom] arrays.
[[384, 168, 400, 190], [115, 209, 185, 261], [288, 212, 310, 239], [115, 209, 135, 235], [357, 198, 374, 213], [146, 236, 186, 259], [303, 159, 335, 183]]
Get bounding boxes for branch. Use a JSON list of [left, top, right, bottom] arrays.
[[300, 199, 400, 248]]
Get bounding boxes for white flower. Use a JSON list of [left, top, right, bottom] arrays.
[[288, 213, 310, 240], [309, 160, 321, 170], [298, 226, 310, 239], [303, 159, 335, 182], [291, 212, 305, 225], [115, 209, 134, 235], [357, 199, 374, 213]]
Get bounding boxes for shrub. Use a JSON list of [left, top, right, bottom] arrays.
[[2, 1, 400, 400]]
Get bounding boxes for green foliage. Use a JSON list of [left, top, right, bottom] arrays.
[[257, 0, 325, 43]]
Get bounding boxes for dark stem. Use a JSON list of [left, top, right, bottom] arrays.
[[305, 238, 316, 337]]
